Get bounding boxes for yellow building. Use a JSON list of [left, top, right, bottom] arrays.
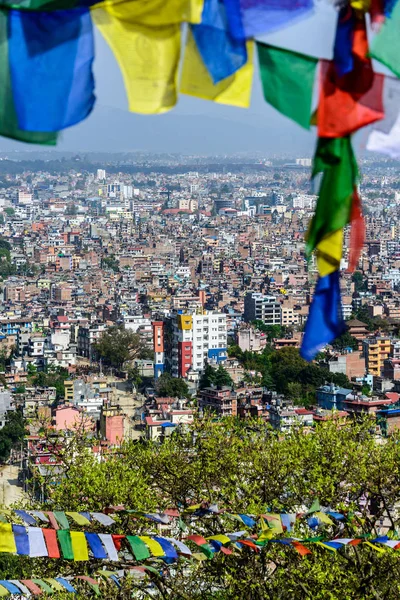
[[64, 380, 74, 402], [363, 337, 391, 376]]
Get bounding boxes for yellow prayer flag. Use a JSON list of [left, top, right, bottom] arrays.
[[180, 29, 254, 108], [66, 512, 91, 526], [314, 512, 334, 526], [92, 0, 204, 25], [0, 585, 8, 597], [207, 534, 231, 544], [139, 536, 165, 557], [70, 531, 89, 561], [192, 552, 207, 561], [364, 540, 386, 553], [316, 229, 344, 277], [315, 541, 336, 552], [0, 523, 16, 554], [350, 0, 371, 13], [92, 7, 181, 114], [44, 579, 65, 592]]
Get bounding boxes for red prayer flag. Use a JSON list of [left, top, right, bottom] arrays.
[[220, 546, 233, 555], [318, 59, 384, 137], [21, 580, 43, 595], [111, 534, 125, 551], [42, 528, 60, 559], [292, 541, 312, 556], [348, 539, 363, 546], [45, 512, 59, 530], [187, 534, 208, 546], [238, 539, 259, 550]]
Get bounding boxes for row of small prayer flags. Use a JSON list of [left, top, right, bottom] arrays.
[[0, 534, 400, 597], [4, 501, 348, 529], [2, 509, 116, 528], [0, 569, 151, 596]]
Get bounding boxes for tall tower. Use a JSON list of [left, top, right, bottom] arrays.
[[152, 321, 165, 379]]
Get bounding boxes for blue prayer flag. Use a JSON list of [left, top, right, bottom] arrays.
[[15, 510, 37, 526], [84, 532, 108, 559], [8, 7, 95, 132], [300, 271, 346, 362], [0, 581, 22, 594], [56, 578, 76, 593], [192, 0, 247, 83], [153, 537, 179, 563], [333, 6, 355, 77], [238, 514, 256, 527], [12, 525, 29, 556], [223, 0, 314, 41]]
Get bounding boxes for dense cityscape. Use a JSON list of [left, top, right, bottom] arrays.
[[0, 152, 396, 466]]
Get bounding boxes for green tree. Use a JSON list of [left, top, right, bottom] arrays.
[[331, 331, 359, 352], [101, 255, 119, 273], [4, 207, 14, 216], [0, 410, 26, 463], [199, 364, 233, 389], [93, 326, 147, 370], [352, 271, 366, 292], [155, 372, 189, 398]]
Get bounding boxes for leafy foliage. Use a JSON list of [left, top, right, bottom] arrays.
[[155, 372, 189, 398], [0, 410, 26, 463], [27, 417, 400, 599], [28, 365, 68, 400], [331, 331, 359, 352], [93, 326, 148, 370], [199, 364, 233, 389]]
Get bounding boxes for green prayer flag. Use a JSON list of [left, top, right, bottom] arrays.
[[257, 42, 318, 130], [306, 137, 358, 255], [32, 580, 54, 594], [199, 543, 214, 559], [370, 0, 400, 78], [57, 530, 74, 560], [307, 498, 321, 514], [126, 536, 151, 561], [0, 9, 57, 145], [53, 511, 70, 529]]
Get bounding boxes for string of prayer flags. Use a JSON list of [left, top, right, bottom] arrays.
[[257, 42, 317, 130], [300, 271, 346, 361], [191, 0, 247, 84], [8, 7, 95, 132], [180, 28, 254, 108]]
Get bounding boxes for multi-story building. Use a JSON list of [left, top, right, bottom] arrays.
[[363, 337, 391, 376], [244, 292, 281, 325], [157, 311, 227, 379], [198, 386, 237, 417]]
